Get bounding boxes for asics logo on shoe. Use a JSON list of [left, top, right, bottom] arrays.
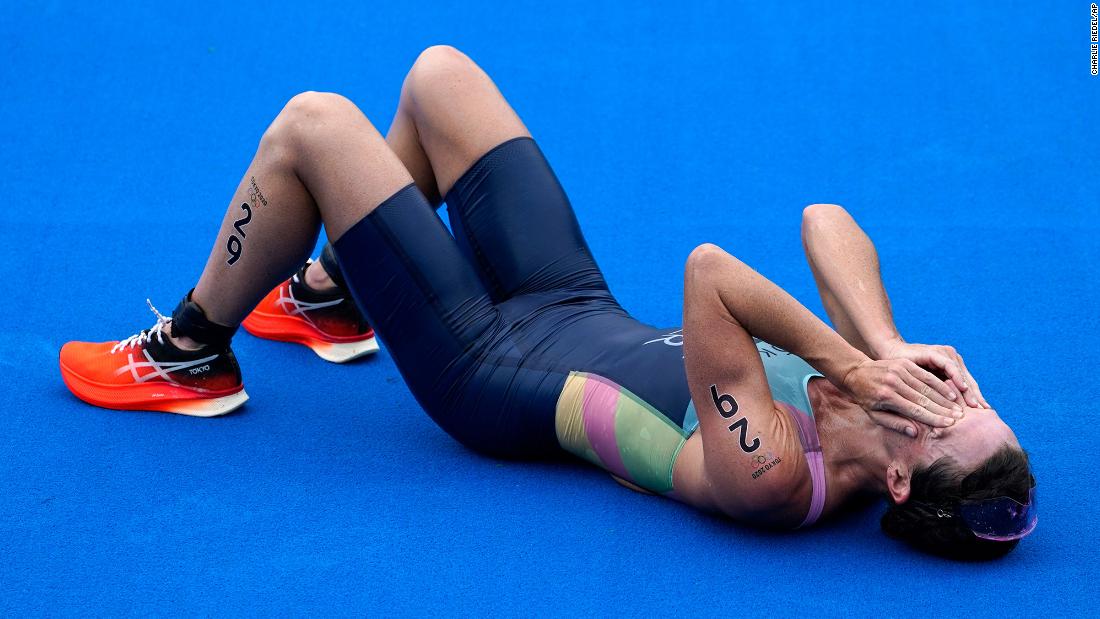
[[275, 287, 344, 316], [274, 285, 345, 331], [115, 349, 220, 384]]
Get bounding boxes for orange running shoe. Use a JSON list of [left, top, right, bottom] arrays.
[[59, 302, 248, 417], [242, 261, 378, 363]]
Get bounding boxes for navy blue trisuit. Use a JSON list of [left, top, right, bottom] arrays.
[[332, 137, 693, 459]]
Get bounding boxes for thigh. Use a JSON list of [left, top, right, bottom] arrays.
[[333, 184, 497, 411], [335, 184, 562, 458], [446, 137, 609, 299], [395, 46, 610, 299], [394, 46, 531, 200]]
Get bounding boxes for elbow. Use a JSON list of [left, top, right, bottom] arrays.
[[802, 203, 850, 233], [687, 243, 726, 269], [801, 204, 852, 253], [685, 243, 726, 283]]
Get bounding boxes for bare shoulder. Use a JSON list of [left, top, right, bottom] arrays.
[[673, 402, 812, 528], [680, 243, 814, 528]]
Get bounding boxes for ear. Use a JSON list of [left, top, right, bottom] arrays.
[[886, 461, 912, 504]]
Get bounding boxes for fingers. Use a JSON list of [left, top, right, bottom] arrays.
[[952, 351, 990, 408], [901, 361, 963, 416], [972, 382, 990, 408], [915, 350, 965, 401], [883, 370, 958, 427], [945, 378, 962, 396], [875, 390, 954, 427], [912, 345, 989, 408], [869, 410, 919, 438]]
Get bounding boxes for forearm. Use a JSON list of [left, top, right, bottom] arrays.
[[801, 205, 900, 358], [687, 244, 866, 385]]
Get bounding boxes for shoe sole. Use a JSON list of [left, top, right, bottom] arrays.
[[59, 360, 248, 417], [242, 310, 379, 364]]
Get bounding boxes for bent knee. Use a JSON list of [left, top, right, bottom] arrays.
[[414, 44, 475, 75], [404, 45, 480, 96], [263, 91, 369, 151], [685, 243, 727, 277], [283, 91, 357, 119], [802, 203, 848, 222]]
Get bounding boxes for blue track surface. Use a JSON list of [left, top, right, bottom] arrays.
[[3, 2, 1097, 615]]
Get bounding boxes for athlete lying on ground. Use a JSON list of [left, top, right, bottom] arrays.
[[60, 46, 1036, 559]]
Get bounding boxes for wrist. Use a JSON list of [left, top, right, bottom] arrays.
[[817, 342, 869, 388], [869, 334, 904, 360]]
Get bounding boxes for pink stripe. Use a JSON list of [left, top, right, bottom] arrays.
[[799, 452, 827, 528], [581, 375, 630, 480], [778, 402, 828, 528]]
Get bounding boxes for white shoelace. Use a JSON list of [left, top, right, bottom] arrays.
[[110, 300, 171, 354]]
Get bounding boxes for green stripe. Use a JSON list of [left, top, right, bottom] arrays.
[[613, 386, 690, 494]]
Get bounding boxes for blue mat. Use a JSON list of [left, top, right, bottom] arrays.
[[3, 2, 1097, 615]]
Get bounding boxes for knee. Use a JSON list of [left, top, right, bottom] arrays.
[[686, 243, 725, 272], [283, 90, 358, 120], [262, 91, 365, 154], [403, 45, 479, 99], [413, 44, 476, 76], [802, 203, 847, 221]]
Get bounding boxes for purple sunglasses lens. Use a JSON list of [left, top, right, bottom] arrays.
[[959, 487, 1037, 542]]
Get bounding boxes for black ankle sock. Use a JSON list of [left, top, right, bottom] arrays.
[[318, 243, 348, 290], [171, 289, 238, 348]]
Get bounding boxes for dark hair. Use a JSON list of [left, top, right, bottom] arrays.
[[880, 445, 1034, 560]]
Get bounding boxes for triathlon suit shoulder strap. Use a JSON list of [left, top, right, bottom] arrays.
[[751, 339, 827, 528]]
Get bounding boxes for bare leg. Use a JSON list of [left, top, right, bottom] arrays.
[[303, 46, 531, 291], [188, 92, 413, 336], [386, 45, 530, 202]]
